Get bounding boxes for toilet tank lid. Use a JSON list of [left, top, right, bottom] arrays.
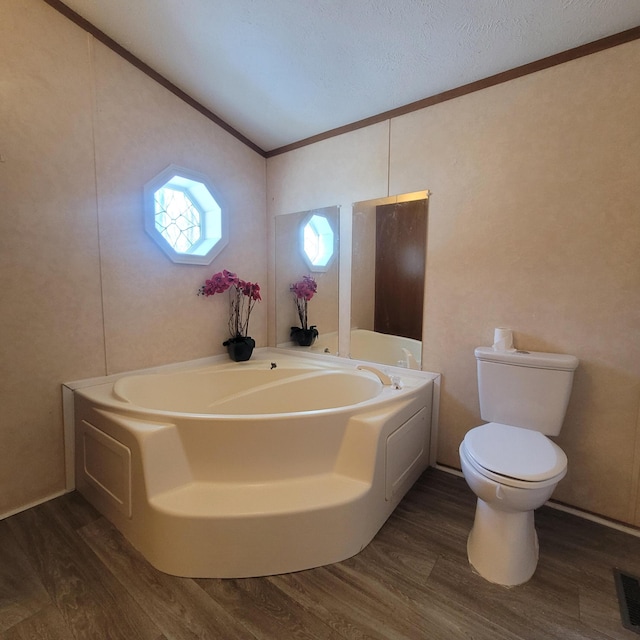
[[475, 347, 578, 371]]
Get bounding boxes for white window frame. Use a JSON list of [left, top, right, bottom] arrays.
[[144, 164, 228, 265]]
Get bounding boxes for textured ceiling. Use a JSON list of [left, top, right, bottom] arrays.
[[59, 0, 640, 152]]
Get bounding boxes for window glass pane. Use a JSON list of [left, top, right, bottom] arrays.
[[154, 187, 202, 252], [303, 214, 334, 268]]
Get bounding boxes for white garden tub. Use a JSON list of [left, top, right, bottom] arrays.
[[69, 349, 438, 578], [294, 328, 422, 368]]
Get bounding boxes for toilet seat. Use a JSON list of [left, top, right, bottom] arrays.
[[462, 423, 567, 488]]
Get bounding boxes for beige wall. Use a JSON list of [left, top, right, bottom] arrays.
[[0, 0, 267, 516], [268, 41, 640, 526]]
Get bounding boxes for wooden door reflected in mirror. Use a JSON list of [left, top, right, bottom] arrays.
[[374, 199, 427, 341], [352, 192, 429, 368]]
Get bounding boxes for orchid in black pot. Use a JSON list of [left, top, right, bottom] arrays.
[[290, 275, 318, 347], [198, 269, 261, 361]]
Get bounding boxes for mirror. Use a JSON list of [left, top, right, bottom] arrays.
[[351, 191, 429, 368], [275, 206, 340, 352]]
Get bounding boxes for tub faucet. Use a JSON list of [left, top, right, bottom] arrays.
[[356, 365, 395, 386], [402, 348, 420, 370]]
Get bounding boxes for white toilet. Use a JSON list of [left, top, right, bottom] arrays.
[[459, 346, 578, 586]]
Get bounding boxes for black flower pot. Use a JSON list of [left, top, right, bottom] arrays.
[[290, 326, 318, 347], [223, 336, 255, 362]]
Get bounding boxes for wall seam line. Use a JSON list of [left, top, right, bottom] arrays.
[[87, 34, 108, 377], [387, 119, 391, 197], [629, 392, 640, 526]]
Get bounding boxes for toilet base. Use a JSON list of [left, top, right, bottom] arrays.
[[467, 498, 539, 586]]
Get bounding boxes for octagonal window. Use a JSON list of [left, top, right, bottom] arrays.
[[144, 165, 228, 265], [301, 213, 335, 271]]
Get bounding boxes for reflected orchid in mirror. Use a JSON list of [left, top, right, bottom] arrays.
[[290, 276, 318, 345]]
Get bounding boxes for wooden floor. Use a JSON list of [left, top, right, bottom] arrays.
[[2, 468, 640, 640]]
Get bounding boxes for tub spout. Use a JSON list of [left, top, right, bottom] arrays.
[[402, 348, 419, 370], [356, 365, 393, 386]]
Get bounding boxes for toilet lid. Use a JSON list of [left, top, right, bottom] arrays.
[[464, 423, 567, 482]]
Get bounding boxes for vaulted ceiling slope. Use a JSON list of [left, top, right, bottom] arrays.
[[53, 1, 640, 154]]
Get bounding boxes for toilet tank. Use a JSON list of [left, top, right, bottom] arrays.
[[475, 347, 579, 436]]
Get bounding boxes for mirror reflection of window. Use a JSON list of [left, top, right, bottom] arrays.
[[302, 213, 335, 271], [274, 206, 340, 351]]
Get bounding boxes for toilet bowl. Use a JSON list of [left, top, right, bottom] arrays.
[[459, 422, 567, 586]]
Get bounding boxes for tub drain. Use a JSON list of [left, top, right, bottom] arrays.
[[614, 568, 640, 634]]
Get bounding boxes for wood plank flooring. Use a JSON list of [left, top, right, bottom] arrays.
[[2, 468, 640, 639]]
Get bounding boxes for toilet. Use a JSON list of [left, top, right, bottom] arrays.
[[459, 346, 578, 586]]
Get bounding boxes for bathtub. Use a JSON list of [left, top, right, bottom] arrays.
[[68, 349, 438, 578], [349, 329, 422, 368], [286, 328, 422, 368]]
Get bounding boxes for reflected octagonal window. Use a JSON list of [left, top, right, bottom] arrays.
[[301, 213, 335, 271], [144, 165, 228, 265]]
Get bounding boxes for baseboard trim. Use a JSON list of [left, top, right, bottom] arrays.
[[545, 501, 640, 539], [434, 463, 640, 539], [1, 489, 68, 521]]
